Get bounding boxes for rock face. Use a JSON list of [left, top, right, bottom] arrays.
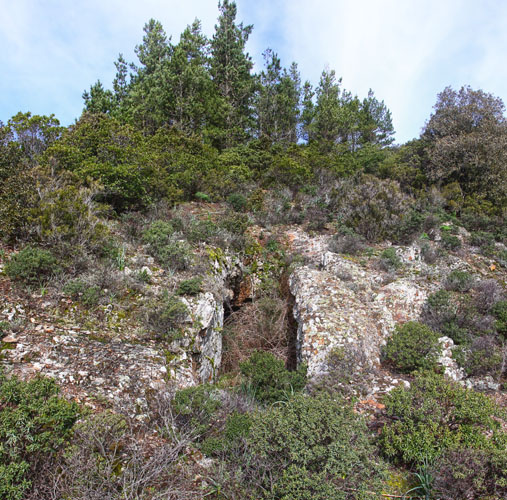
[[290, 251, 429, 379], [287, 229, 436, 382]]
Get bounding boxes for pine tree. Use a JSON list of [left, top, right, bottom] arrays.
[[210, 0, 254, 147]]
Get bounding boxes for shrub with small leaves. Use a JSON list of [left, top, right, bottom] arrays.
[[492, 300, 507, 338], [0, 372, 80, 500], [175, 276, 203, 296], [239, 351, 307, 404], [382, 321, 442, 373], [378, 247, 402, 272], [145, 294, 189, 340], [444, 269, 475, 292], [227, 193, 248, 212], [328, 226, 365, 255], [440, 232, 461, 250], [63, 279, 101, 307], [5, 246, 60, 286], [379, 372, 506, 465]]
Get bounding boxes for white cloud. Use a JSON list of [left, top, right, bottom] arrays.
[[1, 0, 507, 141]]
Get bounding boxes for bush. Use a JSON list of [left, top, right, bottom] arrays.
[[378, 247, 402, 272], [440, 232, 461, 250], [474, 279, 503, 314], [63, 279, 101, 307], [421, 290, 458, 333], [444, 269, 475, 292], [382, 321, 442, 373], [145, 294, 189, 340], [239, 351, 307, 404], [246, 394, 386, 499], [462, 335, 503, 378], [431, 448, 507, 500], [379, 372, 506, 465], [227, 193, 248, 212], [492, 300, 507, 338], [5, 246, 60, 286], [328, 226, 365, 255], [175, 276, 203, 296], [0, 372, 80, 500], [172, 384, 222, 441]]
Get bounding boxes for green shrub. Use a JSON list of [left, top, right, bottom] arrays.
[[172, 384, 222, 440], [378, 247, 402, 271], [0, 372, 80, 499], [440, 232, 461, 250], [379, 372, 506, 465], [431, 448, 507, 500], [382, 321, 442, 373], [246, 394, 386, 499], [421, 290, 458, 333], [492, 300, 507, 338], [175, 276, 203, 296], [63, 279, 101, 307], [145, 294, 189, 340], [239, 351, 307, 404], [227, 193, 248, 212], [444, 270, 474, 292], [328, 226, 365, 255], [201, 411, 252, 457], [462, 336, 503, 378], [195, 192, 211, 202], [5, 246, 60, 286], [142, 220, 174, 253]]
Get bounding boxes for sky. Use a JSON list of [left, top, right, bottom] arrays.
[[1, 0, 507, 144]]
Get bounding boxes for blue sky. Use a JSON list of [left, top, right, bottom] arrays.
[[1, 0, 507, 143]]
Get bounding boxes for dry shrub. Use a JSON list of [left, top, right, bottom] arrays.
[[221, 295, 289, 374]]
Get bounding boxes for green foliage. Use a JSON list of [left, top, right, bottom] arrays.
[[431, 448, 507, 500], [175, 276, 203, 296], [444, 270, 474, 292], [247, 393, 386, 499], [172, 384, 222, 440], [145, 294, 189, 340], [227, 192, 248, 212], [0, 372, 80, 499], [379, 372, 506, 465], [142, 220, 191, 270], [195, 191, 211, 202], [492, 300, 507, 338], [63, 279, 101, 307], [328, 225, 365, 255], [382, 321, 441, 373], [440, 232, 461, 250], [378, 247, 401, 271], [239, 351, 307, 404], [5, 246, 60, 286]]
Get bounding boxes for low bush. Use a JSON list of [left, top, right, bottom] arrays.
[[444, 269, 475, 292], [0, 372, 80, 500], [382, 321, 442, 373], [5, 246, 60, 286], [239, 351, 307, 404], [328, 226, 365, 255], [245, 394, 386, 499], [431, 448, 507, 500], [63, 279, 101, 307], [462, 335, 503, 378], [175, 276, 203, 296], [378, 247, 402, 272], [379, 372, 506, 465], [440, 232, 461, 250], [145, 294, 189, 340], [492, 300, 507, 338], [227, 193, 248, 212]]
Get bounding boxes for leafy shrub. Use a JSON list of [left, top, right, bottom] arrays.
[[195, 191, 211, 202], [440, 232, 461, 250], [431, 448, 507, 500], [227, 193, 248, 212], [63, 279, 101, 307], [172, 384, 222, 441], [175, 276, 203, 296], [332, 174, 410, 242], [462, 335, 503, 378], [378, 247, 402, 272], [395, 209, 425, 244], [145, 294, 189, 340], [444, 269, 474, 292], [0, 372, 80, 500], [420, 241, 439, 264], [379, 372, 506, 464], [382, 321, 442, 373], [5, 246, 60, 286], [246, 394, 386, 499], [421, 290, 458, 333], [473, 279, 503, 314], [328, 226, 365, 255], [492, 300, 507, 338], [239, 351, 307, 404], [142, 220, 174, 249]]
